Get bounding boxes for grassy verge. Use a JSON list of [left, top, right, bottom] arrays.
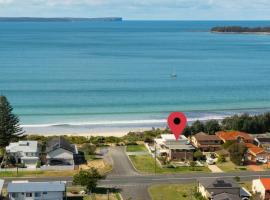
[[149, 183, 201, 200], [67, 186, 120, 200], [126, 144, 147, 152], [216, 161, 247, 172], [129, 155, 210, 174], [0, 163, 112, 178]]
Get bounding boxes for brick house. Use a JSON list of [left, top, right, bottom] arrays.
[[216, 131, 254, 144], [191, 132, 222, 152]]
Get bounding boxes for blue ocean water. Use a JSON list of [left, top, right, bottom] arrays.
[[1, 21, 270, 134]]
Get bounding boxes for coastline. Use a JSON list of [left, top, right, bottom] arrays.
[[21, 109, 269, 136]]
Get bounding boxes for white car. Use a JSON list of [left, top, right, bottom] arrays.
[[257, 158, 268, 164], [206, 158, 215, 165]]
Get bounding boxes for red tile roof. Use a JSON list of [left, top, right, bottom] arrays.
[[261, 178, 270, 190], [216, 131, 253, 142], [245, 143, 265, 155]]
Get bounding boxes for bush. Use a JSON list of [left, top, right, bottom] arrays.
[[36, 160, 41, 168], [80, 144, 96, 155], [194, 150, 204, 161], [217, 155, 226, 163]]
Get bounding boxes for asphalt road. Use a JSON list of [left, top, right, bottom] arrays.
[[108, 146, 138, 177]]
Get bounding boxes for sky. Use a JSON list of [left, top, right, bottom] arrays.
[[0, 0, 270, 20]]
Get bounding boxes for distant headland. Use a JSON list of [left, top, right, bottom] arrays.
[[211, 26, 270, 34], [0, 17, 122, 22]]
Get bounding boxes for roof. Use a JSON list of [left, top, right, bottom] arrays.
[[194, 132, 221, 141], [6, 141, 38, 153], [245, 143, 265, 155], [216, 131, 253, 141], [260, 178, 270, 190], [167, 144, 195, 150], [0, 179, 4, 194], [161, 134, 187, 141], [46, 136, 76, 153], [7, 181, 65, 193], [198, 178, 239, 189], [213, 193, 241, 200]]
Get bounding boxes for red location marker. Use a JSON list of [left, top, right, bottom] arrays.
[[167, 112, 187, 140]]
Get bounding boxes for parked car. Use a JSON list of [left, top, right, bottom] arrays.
[[206, 158, 215, 165], [256, 158, 268, 164]]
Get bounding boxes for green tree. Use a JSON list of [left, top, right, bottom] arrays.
[[73, 168, 105, 193], [80, 143, 96, 155], [0, 96, 23, 147], [190, 161, 196, 170], [228, 143, 247, 166], [193, 150, 204, 161], [204, 120, 221, 135], [190, 120, 205, 134]]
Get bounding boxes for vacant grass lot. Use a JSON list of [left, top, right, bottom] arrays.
[[149, 183, 199, 200], [129, 155, 210, 174], [216, 161, 247, 172], [126, 144, 147, 152]]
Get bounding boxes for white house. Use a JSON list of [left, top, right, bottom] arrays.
[[6, 141, 40, 168], [252, 178, 270, 200], [154, 134, 195, 161], [0, 179, 4, 198], [46, 136, 78, 167], [7, 181, 66, 200]]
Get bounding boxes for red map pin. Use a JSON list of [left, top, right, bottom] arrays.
[[168, 112, 187, 140]]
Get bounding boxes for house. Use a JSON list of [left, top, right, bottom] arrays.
[[154, 134, 195, 161], [252, 178, 270, 200], [216, 131, 254, 144], [245, 143, 268, 163], [198, 178, 251, 200], [191, 132, 222, 152], [7, 181, 65, 200], [6, 141, 40, 168], [46, 136, 78, 166], [0, 179, 4, 200], [254, 134, 270, 153]]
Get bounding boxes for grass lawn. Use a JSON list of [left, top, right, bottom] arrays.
[[0, 162, 112, 178], [126, 144, 147, 152], [239, 181, 252, 192], [129, 155, 210, 174], [216, 161, 247, 172], [149, 183, 199, 200]]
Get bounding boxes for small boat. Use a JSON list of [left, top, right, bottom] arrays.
[[171, 73, 177, 78]]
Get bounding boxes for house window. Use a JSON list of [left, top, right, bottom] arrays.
[[11, 193, 18, 198], [35, 192, 41, 197], [26, 193, 32, 197], [43, 192, 48, 195]]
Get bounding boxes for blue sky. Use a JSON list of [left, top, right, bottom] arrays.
[[0, 0, 270, 20]]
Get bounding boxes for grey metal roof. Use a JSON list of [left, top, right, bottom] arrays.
[[6, 141, 38, 153], [46, 136, 76, 153], [7, 182, 65, 193], [167, 144, 195, 150]]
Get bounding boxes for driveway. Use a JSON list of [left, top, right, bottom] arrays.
[[208, 165, 223, 173]]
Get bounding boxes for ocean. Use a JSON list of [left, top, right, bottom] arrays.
[[1, 20, 270, 135]]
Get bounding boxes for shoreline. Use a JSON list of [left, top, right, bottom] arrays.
[[20, 109, 270, 136]]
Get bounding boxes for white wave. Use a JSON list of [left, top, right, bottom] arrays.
[[21, 114, 229, 128]]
